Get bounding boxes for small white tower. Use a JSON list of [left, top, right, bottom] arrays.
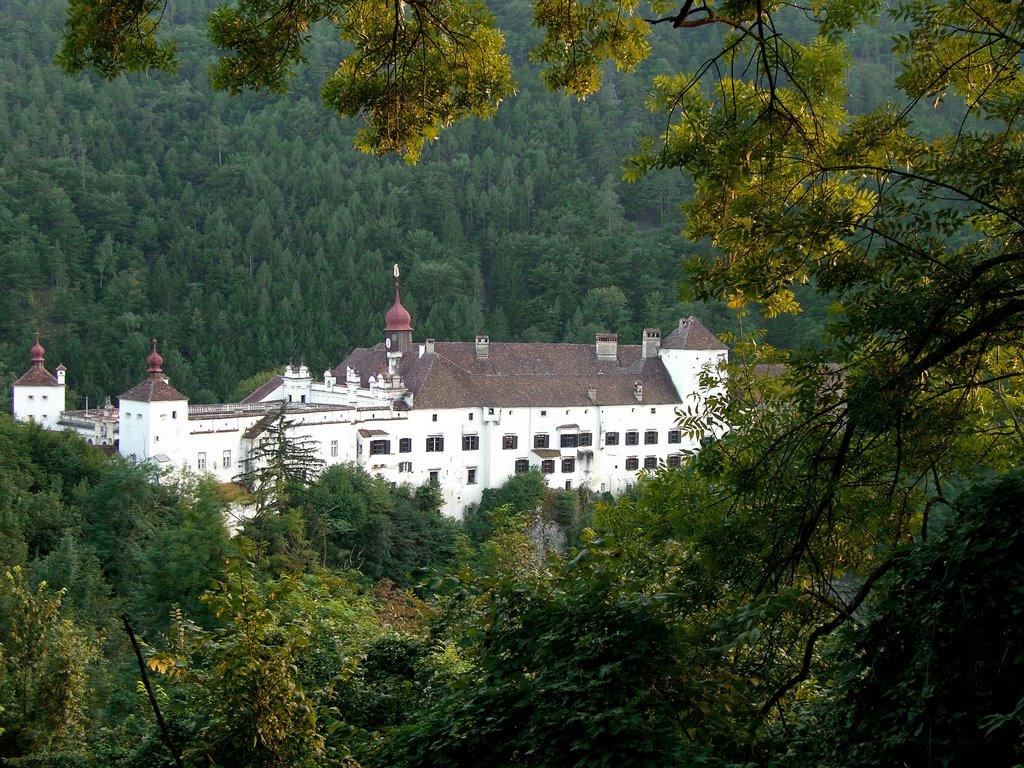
[[658, 317, 729, 402], [12, 333, 66, 426], [117, 338, 189, 465]]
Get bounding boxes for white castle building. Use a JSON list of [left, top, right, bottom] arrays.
[[12, 271, 728, 516]]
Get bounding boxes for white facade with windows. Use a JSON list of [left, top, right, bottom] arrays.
[[12, 274, 727, 517]]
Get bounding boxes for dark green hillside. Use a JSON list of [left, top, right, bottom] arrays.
[[0, 0, 719, 405], [0, 0, 903, 405]]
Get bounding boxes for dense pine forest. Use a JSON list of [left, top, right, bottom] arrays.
[[4, 0, 1024, 765], [0, 0, 706, 405], [0, 0, 905, 405]]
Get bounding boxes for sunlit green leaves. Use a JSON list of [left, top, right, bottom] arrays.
[[531, 0, 650, 95], [322, 0, 515, 161], [209, 0, 337, 94], [58, 0, 177, 77], [61, 0, 514, 160], [0, 569, 98, 759]]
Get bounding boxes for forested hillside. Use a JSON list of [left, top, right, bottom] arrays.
[[0, 0, 910, 406], [0, 0, 708, 405], [4, 0, 1024, 764]]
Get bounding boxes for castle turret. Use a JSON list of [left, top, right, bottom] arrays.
[[12, 332, 65, 425], [658, 317, 729, 401], [118, 338, 188, 465]]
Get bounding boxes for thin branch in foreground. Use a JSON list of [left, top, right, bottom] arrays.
[[122, 614, 184, 768]]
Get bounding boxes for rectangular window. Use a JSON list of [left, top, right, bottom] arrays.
[[432, 414, 438, 422], [645, 430, 658, 445], [579, 432, 593, 447], [369, 439, 390, 455], [462, 434, 480, 451], [330, 440, 338, 457], [197, 452, 207, 470], [668, 454, 682, 467], [503, 435, 518, 450], [223, 450, 232, 468], [644, 456, 658, 469], [605, 431, 619, 446], [625, 431, 640, 446], [560, 433, 579, 448], [467, 467, 478, 484], [399, 461, 412, 472], [399, 438, 412, 453], [429, 470, 440, 484], [625, 457, 639, 471], [426, 436, 445, 452], [534, 434, 550, 449], [668, 429, 682, 444], [514, 458, 529, 473], [541, 459, 555, 474], [561, 457, 576, 473]]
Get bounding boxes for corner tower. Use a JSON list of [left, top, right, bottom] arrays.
[[12, 333, 66, 425], [658, 317, 729, 401], [117, 338, 188, 465]]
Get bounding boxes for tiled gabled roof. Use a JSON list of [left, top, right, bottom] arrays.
[[661, 316, 728, 351], [240, 375, 284, 404], [119, 378, 188, 403], [336, 340, 687, 409], [13, 365, 59, 387]]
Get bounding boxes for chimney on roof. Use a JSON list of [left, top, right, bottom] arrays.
[[475, 335, 490, 359], [587, 385, 597, 403], [633, 381, 643, 402], [596, 333, 618, 362], [642, 328, 661, 359], [425, 339, 435, 355]]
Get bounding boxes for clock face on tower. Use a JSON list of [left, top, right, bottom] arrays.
[[385, 337, 392, 350]]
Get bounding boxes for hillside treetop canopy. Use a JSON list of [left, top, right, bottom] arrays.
[[57, 0, 871, 161]]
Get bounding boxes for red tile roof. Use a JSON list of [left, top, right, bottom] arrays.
[[13, 365, 60, 387], [119, 378, 187, 403], [336, 339, 691, 409], [661, 316, 728, 351]]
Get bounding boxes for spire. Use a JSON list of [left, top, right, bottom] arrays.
[[30, 331, 45, 365], [146, 338, 164, 378], [384, 263, 413, 333]]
